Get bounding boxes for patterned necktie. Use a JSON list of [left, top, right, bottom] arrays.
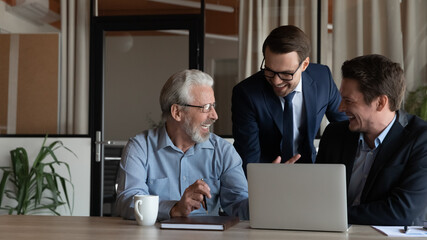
[[282, 91, 296, 162]]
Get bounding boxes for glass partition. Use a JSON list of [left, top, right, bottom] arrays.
[[104, 30, 189, 141]]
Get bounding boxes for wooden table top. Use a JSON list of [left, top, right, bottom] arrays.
[[0, 215, 424, 240]]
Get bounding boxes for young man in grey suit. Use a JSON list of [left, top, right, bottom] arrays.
[[232, 25, 347, 173], [317, 54, 427, 225]]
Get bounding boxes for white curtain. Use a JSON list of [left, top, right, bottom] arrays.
[[401, 0, 427, 91], [332, 0, 427, 91], [238, 0, 326, 81], [59, 0, 90, 134]]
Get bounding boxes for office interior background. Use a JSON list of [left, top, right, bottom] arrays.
[[0, 0, 426, 216]]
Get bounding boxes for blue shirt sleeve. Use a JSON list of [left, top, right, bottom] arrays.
[[115, 134, 178, 220], [218, 141, 249, 219]]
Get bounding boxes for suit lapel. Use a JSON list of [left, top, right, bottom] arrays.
[[262, 79, 283, 134], [361, 114, 406, 202], [343, 130, 359, 185], [302, 71, 317, 145]]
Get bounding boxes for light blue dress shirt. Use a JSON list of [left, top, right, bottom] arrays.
[[115, 125, 249, 221], [348, 115, 396, 206]]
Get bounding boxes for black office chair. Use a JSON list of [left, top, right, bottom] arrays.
[[103, 145, 124, 216]]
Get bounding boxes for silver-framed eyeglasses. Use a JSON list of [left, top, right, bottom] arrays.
[[260, 58, 303, 81], [181, 103, 216, 113]]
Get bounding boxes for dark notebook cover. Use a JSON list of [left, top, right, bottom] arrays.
[[160, 216, 239, 231]]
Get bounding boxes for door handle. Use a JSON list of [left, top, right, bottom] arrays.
[[95, 131, 102, 162], [95, 131, 126, 162], [95, 140, 116, 145]]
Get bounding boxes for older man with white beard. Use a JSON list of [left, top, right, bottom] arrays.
[[115, 69, 249, 221]]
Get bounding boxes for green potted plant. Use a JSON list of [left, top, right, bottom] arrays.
[[0, 136, 75, 215], [405, 86, 427, 121]]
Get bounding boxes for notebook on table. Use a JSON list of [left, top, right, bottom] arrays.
[[160, 216, 239, 231], [247, 163, 348, 232]]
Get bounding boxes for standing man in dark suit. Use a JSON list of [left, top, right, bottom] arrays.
[[317, 54, 427, 225], [232, 25, 347, 173]]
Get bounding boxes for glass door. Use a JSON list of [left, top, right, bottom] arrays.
[[90, 14, 204, 216]]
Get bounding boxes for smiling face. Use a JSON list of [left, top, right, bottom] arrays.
[[264, 47, 309, 97], [182, 85, 218, 143], [339, 78, 379, 134]]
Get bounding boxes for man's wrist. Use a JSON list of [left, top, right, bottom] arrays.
[[169, 203, 179, 217]]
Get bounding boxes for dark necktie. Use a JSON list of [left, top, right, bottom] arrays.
[[282, 91, 296, 162]]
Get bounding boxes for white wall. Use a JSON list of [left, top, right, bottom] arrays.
[[0, 137, 91, 216]]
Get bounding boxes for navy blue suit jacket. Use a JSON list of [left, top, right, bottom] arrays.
[[232, 63, 346, 173], [316, 111, 427, 225]]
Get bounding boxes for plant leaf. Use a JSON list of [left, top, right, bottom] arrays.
[[15, 175, 30, 215], [27, 202, 65, 216], [58, 175, 73, 214], [44, 174, 59, 206], [32, 135, 49, 169], [33, 163, 45, 205], [1, 136, 76, 216], [0, 170, 11, 206]]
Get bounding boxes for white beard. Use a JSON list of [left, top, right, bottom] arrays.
[[183, 116, 212, 143]]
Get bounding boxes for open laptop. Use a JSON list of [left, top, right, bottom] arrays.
[[247, 163, 348, 232]]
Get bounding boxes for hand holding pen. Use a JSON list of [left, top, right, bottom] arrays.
[[201, 179, 208, 214], [170, 179, 211, 217]]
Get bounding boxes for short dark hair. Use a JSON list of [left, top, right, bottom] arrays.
[[341, 54, 405, 111], [262, 25, 311, 62]]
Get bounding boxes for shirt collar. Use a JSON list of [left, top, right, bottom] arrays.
[[194, 135, 215, 151], [158, 124, 215, 153], [278, 75, 303, 103], [158, 125, 174, 150], [294, 75, 303, 93], [359, 114, 397, 150]]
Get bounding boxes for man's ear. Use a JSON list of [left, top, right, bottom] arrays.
[[301, 57, 310, 72], [171, 104, 183, 121], [376, 95, 389, 111]]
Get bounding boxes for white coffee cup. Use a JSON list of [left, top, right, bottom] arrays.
[[134, 195, 159, 226]]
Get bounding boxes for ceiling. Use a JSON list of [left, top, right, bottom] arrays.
[[97, 0, 239, 36], [2, 0, 238, 37]]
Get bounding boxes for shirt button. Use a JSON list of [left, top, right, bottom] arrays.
[[183, 176, 187, 181]]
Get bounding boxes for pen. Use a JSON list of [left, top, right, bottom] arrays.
[[403, 225, 409, 233], [201, 178, 208, 214]]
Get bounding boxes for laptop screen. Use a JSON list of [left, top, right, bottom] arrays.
[[247, 163, 348, 232]]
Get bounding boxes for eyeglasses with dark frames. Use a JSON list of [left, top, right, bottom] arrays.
[[260, 58, 304, 81], [180, 103, 216, 113]]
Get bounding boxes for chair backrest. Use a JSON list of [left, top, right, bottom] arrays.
[[103, 144, 125, 216]]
